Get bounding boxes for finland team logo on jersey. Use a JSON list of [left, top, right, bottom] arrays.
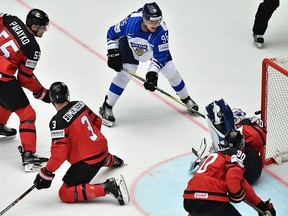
[[131, 42, 148, 56]]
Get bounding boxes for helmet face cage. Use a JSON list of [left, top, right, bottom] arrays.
[[142, 2, 162, 22], [26, 9, 49, 28], [49, 82, 70, 104], [224, 130, 245, 151]]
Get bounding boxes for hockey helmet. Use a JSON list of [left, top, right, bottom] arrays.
[[224, 130, 245, 150], [49, 82, 70, 103], [142, 2, 162, 22], [26, 9, 49, 28]]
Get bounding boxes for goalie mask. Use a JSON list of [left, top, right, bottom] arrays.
[[49, 82, 70, 103], [224, 130, 245, 151], [232, 108, 247, 124]]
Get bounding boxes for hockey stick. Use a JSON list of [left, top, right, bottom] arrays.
[[243, 200, 266, 215], [191, 148, 267, 215], [0, 184, 37, 215], [123, 68, 205, 118]]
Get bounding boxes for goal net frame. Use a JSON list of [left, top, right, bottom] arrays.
[[261, 56, 288, 165]]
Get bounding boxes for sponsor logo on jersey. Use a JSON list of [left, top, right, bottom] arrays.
[[194, 192, 208, 199], [131, 42, 148, 56], [158, 43, 169, 52], [25, 59, 37, 69], [51, 129, 65, 138], [63, 101, 85, 122], [9, 21, 30, 45]]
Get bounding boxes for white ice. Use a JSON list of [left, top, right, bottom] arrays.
[[1, 0, 288, 215]]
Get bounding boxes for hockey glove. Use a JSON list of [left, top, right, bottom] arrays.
[[256, 199, 276, 216], [33, 87, 50, 103], [144, 71, 158, 92], [34, 167, 55, 190], [107, 49, 123, 72]]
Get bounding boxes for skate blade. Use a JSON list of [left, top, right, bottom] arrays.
[[117, 175, 130, 205], [101, 118, 114, 127], [0, 135, 16, 141], [253, 41, 263, 48], [24, 162, 47, 172]]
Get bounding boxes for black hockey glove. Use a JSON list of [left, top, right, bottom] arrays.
[[144, 71, 158, 92], [34, 167, 55, 190], [107, 49, 123, 72], [33, 87, 51, 103], [256, 199, 276, 216]]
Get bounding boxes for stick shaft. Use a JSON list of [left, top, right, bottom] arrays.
[[0, 184, 37, 216], [124, 69, 205, 118]]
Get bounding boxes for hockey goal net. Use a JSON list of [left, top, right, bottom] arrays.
[[261, 56, 288, 165]]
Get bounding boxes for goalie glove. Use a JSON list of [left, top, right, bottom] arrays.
[[256, 199, 276, 216], [33, 87, 50, 103], [34, 167, 55, 190]]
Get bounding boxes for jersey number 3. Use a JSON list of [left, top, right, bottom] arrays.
[[81, 115, 98, 141]]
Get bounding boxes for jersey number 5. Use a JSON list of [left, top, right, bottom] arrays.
[[0, 30, 19, 58]]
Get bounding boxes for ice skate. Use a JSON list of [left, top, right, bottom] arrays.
[[18, 146, 48, 172], [102, 175, 130, 205], [99, 101, 115, 127], [181, 96, 199, 113], [113, 155, 125, 167], [0, 124, 17, 141], [253, 34, 264, 48]]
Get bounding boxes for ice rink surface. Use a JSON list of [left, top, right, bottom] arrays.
[[1, 0, 288, 215]]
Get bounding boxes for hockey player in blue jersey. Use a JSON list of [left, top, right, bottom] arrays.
[[99, 2, 199, 127]]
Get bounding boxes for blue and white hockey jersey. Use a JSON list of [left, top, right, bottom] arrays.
[[107, 10, 170, 73]]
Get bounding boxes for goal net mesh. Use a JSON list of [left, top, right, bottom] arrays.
[[262, 56, 288, 164]]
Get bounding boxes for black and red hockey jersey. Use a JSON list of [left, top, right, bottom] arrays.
[[45, 101, 107, 173], [183, 147, 261, 205], [0, 13, 42, 93]]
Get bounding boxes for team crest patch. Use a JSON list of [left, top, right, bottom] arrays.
[[131, 42, 148, 56], [25, 59, 37, 69]]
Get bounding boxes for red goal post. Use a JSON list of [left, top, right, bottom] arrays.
[[261, 56, 288, 165]]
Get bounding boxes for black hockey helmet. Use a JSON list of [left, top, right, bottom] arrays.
[[49, 82, 70, 103], [26, 9, 49, 28], [142, 2, 162, 22], [224, 130, 245, 150]]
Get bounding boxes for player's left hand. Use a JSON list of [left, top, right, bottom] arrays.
[[256, 199, 276, 216], [144, 71, 158, 92], [33, 87, 50, 103], [34, 167, 55, 190]]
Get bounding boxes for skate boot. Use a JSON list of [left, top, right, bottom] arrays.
[[99, 101, 115, 127], [113, 155, 124, 167], [18, 146, 49, 172], [181, 96, 199, 113], [0, 124, 17, 141], [253, 34, 264, 48], [102, 175, 130, 205]]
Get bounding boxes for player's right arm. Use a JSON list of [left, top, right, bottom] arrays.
[[45, 116, 68, 173]]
